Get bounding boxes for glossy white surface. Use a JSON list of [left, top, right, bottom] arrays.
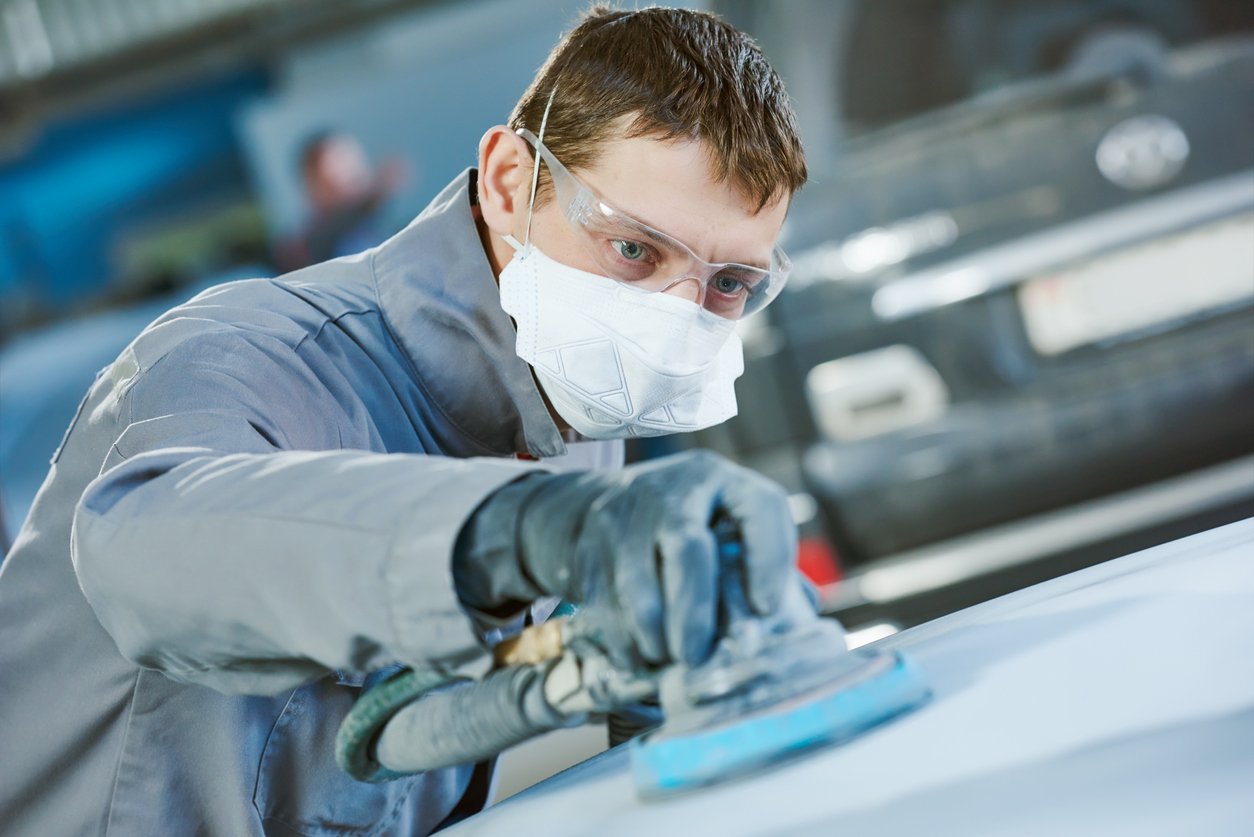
[[453, 519, 1254, 836]]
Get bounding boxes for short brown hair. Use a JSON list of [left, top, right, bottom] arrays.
[[509, 5, 806, 211]]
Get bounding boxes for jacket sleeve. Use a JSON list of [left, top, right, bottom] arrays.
[[70, 335, 542, 696]]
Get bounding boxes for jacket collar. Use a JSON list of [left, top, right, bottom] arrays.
[[371, 169, 567, 458]]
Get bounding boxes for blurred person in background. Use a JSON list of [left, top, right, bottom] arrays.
[[276, 130, 410, 271], [0, 6, 814, 836]]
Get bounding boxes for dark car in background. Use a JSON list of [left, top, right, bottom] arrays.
[[700, 0, 1254, 629]]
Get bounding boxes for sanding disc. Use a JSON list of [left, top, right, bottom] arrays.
[[630, 649, 931, 798]]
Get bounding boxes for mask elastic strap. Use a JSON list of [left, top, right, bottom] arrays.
[[522, 85, 558, 249]]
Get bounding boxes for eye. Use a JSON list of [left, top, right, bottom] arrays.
[[611, 239, 648, 261], [711, 273, 747, 296]]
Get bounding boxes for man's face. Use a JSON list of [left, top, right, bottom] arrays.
[[511, 133, 789, 310], [308, 136, 373, 208]]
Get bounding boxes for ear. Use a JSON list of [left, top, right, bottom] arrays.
[[477, 125, 533, 239]]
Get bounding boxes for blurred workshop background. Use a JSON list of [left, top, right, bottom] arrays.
[[2, 0, 1253, 796]]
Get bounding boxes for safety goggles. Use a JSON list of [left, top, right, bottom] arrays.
[[517, 128, 791, 320]]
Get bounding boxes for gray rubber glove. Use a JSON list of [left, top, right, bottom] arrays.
[[454, 450, 797, 668]]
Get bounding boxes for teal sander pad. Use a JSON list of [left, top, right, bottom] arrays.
[[628, 520, 933, 798], [630, 644, 931, 797]]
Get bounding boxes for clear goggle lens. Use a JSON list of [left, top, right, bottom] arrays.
[[518, 129, 790, 320]]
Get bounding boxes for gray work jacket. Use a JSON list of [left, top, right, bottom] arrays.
[[0, 170, 623, 836]]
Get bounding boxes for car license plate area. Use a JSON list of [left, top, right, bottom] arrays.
[[1018, 212, 1254, 356]]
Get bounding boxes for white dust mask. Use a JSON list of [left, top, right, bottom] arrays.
[[499, 238, 745, 440]]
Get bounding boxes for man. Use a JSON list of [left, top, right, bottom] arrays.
[[276, 131, 409, 272], [0, 6, 810, 834]]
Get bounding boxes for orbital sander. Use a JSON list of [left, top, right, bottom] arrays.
[[625, 519, 930, 797], [337, 518, 931, 797]]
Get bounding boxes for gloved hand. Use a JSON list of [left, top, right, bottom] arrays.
[[454, 450, 799, 668]]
